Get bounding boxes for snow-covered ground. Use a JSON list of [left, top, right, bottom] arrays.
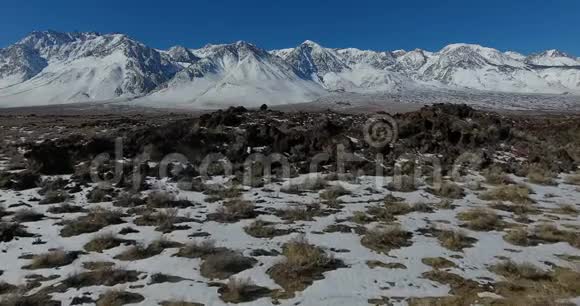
[[1, 170, 580, 305]]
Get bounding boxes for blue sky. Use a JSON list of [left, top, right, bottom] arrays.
[[2, 0, 579, 55]]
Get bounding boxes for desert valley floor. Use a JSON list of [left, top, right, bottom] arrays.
[[0, 104, 580, 306]]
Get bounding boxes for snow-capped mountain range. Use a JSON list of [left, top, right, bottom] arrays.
[[0, 30, 579, 108]]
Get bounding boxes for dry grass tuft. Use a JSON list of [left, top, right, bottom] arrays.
[[244, 220, 291, 238], [200, 251, 257, 279], [482, 165, 513, 185], [436, 229, 477, 251], [267, 236, 344, 295], [532, 223, 580, 248], [46, 203, 85, 214], [39, 190, 70, 204], [12, 209, 44, 222], [23, 249, 79, 270], [84, 233, 134, 253], [87, 187, 113, 203], [491, 260, 551, 281], [60, 207, 124, 237], [64, 267, 141, 288], [218, 277, 271, 303], [174, 240, 226, 258], [115, 237, 182, 261], [113, 192, 145, 207], [457, 208, 503, 231], [361, 225, 413, 254], [210, 199, 256, 222], [0, 293, 60, 306], [319, 185, 350, 201], [503, 228, 531, 246], [526, 164, 557, 186], [96, 290, 144, 306], [278, 203, 322, 222], [479, 184, 534, 204], [429, 181, 465, 199], [421, 257, 457, 269]]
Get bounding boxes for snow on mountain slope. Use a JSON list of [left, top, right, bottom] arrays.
[[0, 31, 579, 108], [393, 49, 431, 72], [335, 48, 395, 70], [526, 50, 580, 67], [0, 31, 179, 107], [139, 41, 325, 108], [0, 45, 47, 88], [280, 40, 350, 81], [416, 44, 580, 94]]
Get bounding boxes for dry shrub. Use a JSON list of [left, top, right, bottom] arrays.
[[532, 223, 579, 247], [96, 290, 144, 306], [218, 277, 271, 303], [200, 251, 256, 279], [84, 233, 133, 253], [82, 261, 115, 270], [361, 225, 413, 254], [458, 208, 503, 231], [383, 201, 413, 216], [0, 293, 59, 306], [64, 267, 140, 288], [47, 203, 85, 214], [60, 207, 124, 237], [204, 184, 244, 201], [267, 236, 344, 294], [421, 257, 457, 269], [479, 184, 534, 204], [146, 191, 175, 207], [115, 237, 182, 261], [244, 220, 291, 238], [491, 260, 551, 281], [278, 203, 322, 222], [23, 249, 79, 269], [113, 192, 145, 207], [12, 209, 44, 222], [351, 211, 373, 224], [0, 222, 34, 242], [319, 185, 350, 201], [504, 228, 531, 246], [39, 190, 70, 204], [526, 164, 557, 186], [174, 240, 226, 258], [430, 181, 465, 199], [489, 201, 539, 215], [211, 199, 256, 222], [436, 229, 477, 251], [87, 187, 112, 203], [133, 208, 192, 233], [482, 165, 513, 185], [38, 177, 69, 195]]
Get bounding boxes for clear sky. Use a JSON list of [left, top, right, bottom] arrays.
[[1, 0, 579, 55]]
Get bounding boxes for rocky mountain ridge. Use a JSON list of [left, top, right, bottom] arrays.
[[0, 30, 579, 108]]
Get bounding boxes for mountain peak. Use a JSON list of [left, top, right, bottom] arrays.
[[543, 49, 572, 58], [300, 40, 323, 49]]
